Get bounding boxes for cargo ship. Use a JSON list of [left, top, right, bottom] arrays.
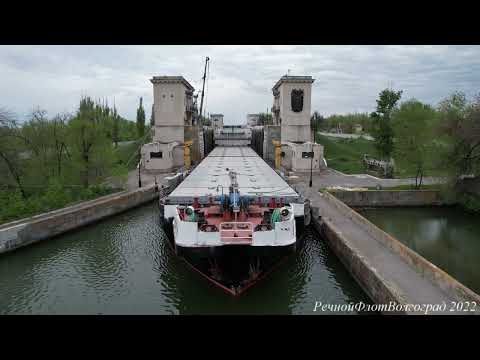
[[159, 146, 310, 296]]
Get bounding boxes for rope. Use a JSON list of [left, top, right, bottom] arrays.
[[125, 128, 153, 168]]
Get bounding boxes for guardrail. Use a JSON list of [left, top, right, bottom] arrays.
[[220, 222, 253, 244]]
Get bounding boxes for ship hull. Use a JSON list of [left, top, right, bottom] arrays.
[[160, 215, 305, 296]]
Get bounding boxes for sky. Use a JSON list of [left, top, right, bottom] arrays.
[[1, 45, 479, 124]]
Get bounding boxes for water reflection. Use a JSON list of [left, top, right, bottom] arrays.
[[0, 202, 371, 315]]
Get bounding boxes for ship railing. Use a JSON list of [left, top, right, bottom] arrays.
[[220, 222, 253, 243]]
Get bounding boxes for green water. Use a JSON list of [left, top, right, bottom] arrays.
[[0, 202, 371, 315], [361, 206, 480, 295]]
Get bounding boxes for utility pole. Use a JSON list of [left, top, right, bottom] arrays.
[[138, 155, 142, 188], [198, 56, 210, 125], [309, 143, 313, 188]]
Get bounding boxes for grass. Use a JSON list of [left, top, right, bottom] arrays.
[[0, 185, 119, 225], [317, 133, 446, 178], [113, 141, 140, 171], [317, 134, 377, 174]]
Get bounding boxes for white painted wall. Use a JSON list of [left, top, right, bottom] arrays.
[[273, 77, 314, 144], [211, 114, 224, 128], [141, 141, 184, 172], [152, 81, 190, 143], [289, 142, 324, 172]]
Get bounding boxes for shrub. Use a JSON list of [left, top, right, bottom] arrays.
[[460, 193, 480, 213]]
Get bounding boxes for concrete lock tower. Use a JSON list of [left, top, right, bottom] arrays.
[[141, 76, 200, 173], [271, 75, 324, 173], [210, 114, 224, 129]]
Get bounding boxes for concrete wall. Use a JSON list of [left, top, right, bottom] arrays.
[[289, 142, 324, 172], [142, 142, 177, 172], [247, 114, 260, 127], [250, 127, 264, 157], [280, 144, 293, 170], [458, 176, 480, 196], [275, 78, 313, 143], [314, 219, 410, 313], [281, 124, 311, 144], [0, 185, 162, 255], [153, 126, 184, 144], [263, 125, 281, 165], [198, 128, 205, 160], [203, 127, 215, 156], [319, 191, 480, 305], [331, 190, 447, 207], [173, 146, 184, 167], [210, 114, 224, 128], [152, 79, 192, 143]]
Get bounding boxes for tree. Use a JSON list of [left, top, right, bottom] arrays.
[[150, 104, 155, 127], [0, 108, 28, 198], [393, 99, 437, 188], [136, 97, 145, 138], [258, 113, 273, 126], [438, 92, 480, 180], [0, 98, 133, 224], [112, 105, 119, 148], [321, 113, 372, 133], [22, 109, 55, 178], [310, 111, 324, 142], [68, 97, 114, 187], [370, 88, 403, 159]]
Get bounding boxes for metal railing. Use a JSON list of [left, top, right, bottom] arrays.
[[219, 222, 253, 243]]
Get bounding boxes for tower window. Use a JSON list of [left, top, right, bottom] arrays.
[[150, 151, 163, 159]]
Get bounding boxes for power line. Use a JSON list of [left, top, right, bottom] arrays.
[[125, 128, 153, 168]]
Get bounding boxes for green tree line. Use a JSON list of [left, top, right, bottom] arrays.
[[312, 89, 480, 210], [0, 96, 148, 223]]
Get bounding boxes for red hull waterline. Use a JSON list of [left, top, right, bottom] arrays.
[[164, 234, 296, 297]]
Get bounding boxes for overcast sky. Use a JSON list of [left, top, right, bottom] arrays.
[[1, 45, 479, 124]]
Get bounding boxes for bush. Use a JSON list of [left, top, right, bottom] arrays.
[[460, 193, 480, 213], [0, 189, 27, 223], [0, 183, 119, 225]]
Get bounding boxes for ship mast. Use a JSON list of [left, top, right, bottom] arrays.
[[198, 56, 210, 124]]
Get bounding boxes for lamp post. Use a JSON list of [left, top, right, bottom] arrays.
[[309, 143, 313, 188], [138, 150, 142, 188]]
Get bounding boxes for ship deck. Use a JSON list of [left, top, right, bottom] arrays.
[[167, 146, 300, 204]]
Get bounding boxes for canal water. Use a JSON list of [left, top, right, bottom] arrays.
[[361, 206, 480, 295], [0, 202, 372, 315]]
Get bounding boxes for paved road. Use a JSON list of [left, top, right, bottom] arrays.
[[126, 168, 174, 191], [290, 168, 445, 190], [128, 164, 445, 192], [318, 132, 374, 141]]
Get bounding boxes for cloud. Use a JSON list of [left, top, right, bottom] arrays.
[[0, 45, 479, 124]]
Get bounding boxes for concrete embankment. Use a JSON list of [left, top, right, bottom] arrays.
[[0, 185, 162, 255], [330, 190, 449, 207], [295, 184, 480, 314]]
